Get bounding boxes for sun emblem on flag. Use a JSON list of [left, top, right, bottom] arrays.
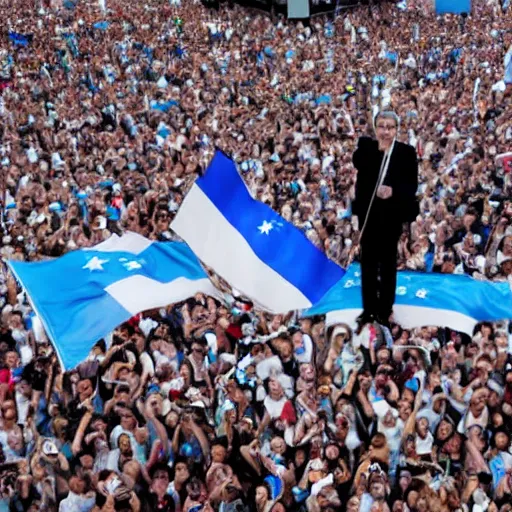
[[416, 288, 428, 299], [396, 286, 407, 296]]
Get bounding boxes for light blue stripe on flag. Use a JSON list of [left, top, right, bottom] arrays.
[[8, 233, 217, 370], [172, 150, 345, 313], [304, 264, 512, 335]]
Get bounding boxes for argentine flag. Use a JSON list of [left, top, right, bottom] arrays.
[[8, 233, 217, 370], [304, 264, 512, 336], [171, 150, 345, 313]]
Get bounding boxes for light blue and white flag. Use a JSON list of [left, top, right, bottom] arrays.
[[171, 150, 345, 313], [304, 264, 512, 336], [8, 232, 217, 370]]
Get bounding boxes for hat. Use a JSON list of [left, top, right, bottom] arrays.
[[497, 250, 512, 266], [42, 439, 59, 456]]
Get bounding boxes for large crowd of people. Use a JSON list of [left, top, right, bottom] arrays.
[[0, 0, 512, 510]]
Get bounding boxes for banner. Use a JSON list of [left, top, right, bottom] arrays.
[[435, 0, 471, 14]]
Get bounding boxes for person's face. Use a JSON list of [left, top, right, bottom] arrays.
[[152, 469, 169, 493], [399, 475, 411, 492], [271, 437, 286, 455], [115, 388, 130, 404], [69, 476, 86, 495], [481, 325, 492, 338], [119, 434, 132, 455], [407, 490, 419, 509], [393, 501, 405, 512], [279, 341, 293, 360], [174, 462, 190, 484], [401, 388, 415, 405], [191, 344, 204, 362], [375, 117, 397, 147], [301, 363, 315, 381], [382, 410, 396, 428], [80, 454, 94, 470], [495, 432, 509, 451], [167, 411, 180, 429], [437, 420, 453, 441], [487, 390, 500, 409], [492, 412, 504, 428], [211, 444, 226, 463], [295, 449, 306, 468], [417, 497, 429, 512], [92, 418, 107, 432], [405, 438, 415, 456], [470, 390, 489, 414], [120, 411, 136, 431], [502, 260, 512, 276], [191, 305, 208, 324], [417, 418, 429, 438], [325, 444, 340, 461], [7, 431, 22, 452], [268, 378, 283, 399], [347, 498, 361, 512], [77, 379, 93, 402], [255, 486, 268, 506], [5, 351, 19, 369], [375, 366, 391, 388], [132, 333, 145, 353], [9, 313, 22, 329], [1, 401, 16, 421], [377, 349, 390, 364], [444, 434, 462, 455], [370, 481, 386, 500], [180, 363, 191, 380]]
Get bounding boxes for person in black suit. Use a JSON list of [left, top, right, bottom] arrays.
[[352, 111, 419, 330]]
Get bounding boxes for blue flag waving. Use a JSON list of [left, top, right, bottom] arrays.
[[171, 150, 345, 313], [8, 233, 217, 370], [304, 264, 512, 336]]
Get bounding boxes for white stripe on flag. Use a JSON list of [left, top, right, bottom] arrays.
[[106, 275, 219, 316], [325, 306, 477, 337], [86, 231, 152, 255], [171, 184, 311, 313]]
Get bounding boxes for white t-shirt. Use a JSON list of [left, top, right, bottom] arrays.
[[416, 431, 434, 456]]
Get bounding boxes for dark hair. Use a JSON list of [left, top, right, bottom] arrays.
[[149, 462, 171, 480]]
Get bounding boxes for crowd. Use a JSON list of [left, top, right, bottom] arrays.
[[0, 0, 512, 510]]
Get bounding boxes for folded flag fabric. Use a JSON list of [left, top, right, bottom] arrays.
[[304, 263, 512, 336], [171, 150, 345, 313], [8, 232, 218, 370]]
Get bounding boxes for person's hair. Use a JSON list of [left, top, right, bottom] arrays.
[[371, 433, 387, 449], [149, 462, 171, 480], [374, 110, 400, 128]]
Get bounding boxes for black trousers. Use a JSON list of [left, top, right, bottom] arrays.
[[360, 211, 402, 319]]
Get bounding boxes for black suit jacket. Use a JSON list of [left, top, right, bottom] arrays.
[[352, 136, 419, 225]]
